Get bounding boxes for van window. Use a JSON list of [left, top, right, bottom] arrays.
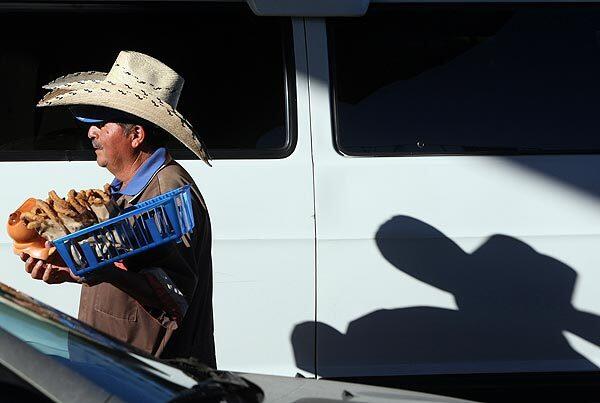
[[0, 3, 294, 161], [329, 6, 600, 156]]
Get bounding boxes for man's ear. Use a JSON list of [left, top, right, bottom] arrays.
[[129, 125, 146, 149]]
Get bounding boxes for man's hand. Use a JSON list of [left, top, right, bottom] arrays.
[[20, 242, 82, 284]]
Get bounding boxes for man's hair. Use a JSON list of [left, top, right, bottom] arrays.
[[117, 122, 170, 150]]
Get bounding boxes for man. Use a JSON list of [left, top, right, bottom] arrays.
[[19, 51, 216, 367]]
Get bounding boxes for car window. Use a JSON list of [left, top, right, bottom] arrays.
[[329, 5, 600, 156], [0, 3, 294, 161]]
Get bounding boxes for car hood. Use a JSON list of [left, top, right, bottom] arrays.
[[239, 373, 475, 403]]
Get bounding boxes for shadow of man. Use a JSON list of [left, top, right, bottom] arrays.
[[292, 216, 600, 376]]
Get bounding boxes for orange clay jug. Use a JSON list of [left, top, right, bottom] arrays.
[[7, 198, 57, 261]]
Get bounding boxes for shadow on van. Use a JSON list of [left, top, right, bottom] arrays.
[[291, 215, 600, 377]]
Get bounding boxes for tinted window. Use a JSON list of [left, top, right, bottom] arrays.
[[0, 3, 294, 161], [330, 6, 600, 156]]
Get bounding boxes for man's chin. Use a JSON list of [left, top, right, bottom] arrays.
[[95, 157, 108, 168]]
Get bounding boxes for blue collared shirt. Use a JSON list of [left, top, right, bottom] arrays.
[[110, 148, 168, 197]]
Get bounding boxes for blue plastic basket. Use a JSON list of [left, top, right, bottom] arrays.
[[53, 185, 195, 276]]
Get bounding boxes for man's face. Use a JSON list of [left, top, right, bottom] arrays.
[[87, 123, 135, 174]]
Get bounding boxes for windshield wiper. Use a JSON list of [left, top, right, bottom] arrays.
[[163, 358, 263, 403]]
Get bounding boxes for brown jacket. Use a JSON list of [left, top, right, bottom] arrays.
[[78, 155, 216, 367]]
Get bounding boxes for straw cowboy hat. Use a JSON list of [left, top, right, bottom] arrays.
[[37, 50, 211, 165]]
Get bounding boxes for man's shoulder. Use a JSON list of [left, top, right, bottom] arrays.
[[141, 159, 207, 209], [155, 160, 195, 191]]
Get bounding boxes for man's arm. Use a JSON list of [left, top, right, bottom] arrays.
[[21, 251, 168, 311]]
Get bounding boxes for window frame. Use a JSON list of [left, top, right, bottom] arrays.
[[327, 3, 600, 158], [0, 2, 297, 162]]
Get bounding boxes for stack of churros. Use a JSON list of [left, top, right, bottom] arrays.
[[19, 187, 117, 241], [20, 198, 69, 241]]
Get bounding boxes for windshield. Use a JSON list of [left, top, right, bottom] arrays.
[[0, 283, 195, 402]]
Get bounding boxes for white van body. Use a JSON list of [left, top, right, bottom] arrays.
[[0, 0, 599, 383], [301, 14, 600, 378]]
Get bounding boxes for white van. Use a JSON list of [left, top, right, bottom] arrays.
[[1, 0, 599, 396]]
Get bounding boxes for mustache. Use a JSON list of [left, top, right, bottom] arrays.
[[91, 141, 102, 150]]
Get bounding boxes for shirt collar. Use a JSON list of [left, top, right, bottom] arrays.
[[110, 148, 168, 197]]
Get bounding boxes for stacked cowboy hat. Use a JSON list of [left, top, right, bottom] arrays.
[[37, 50, 211, 164]]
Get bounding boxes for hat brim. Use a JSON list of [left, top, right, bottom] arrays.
[[71, 106, 107, 124], [69, 105, 149, 125], [75, 116, 105, 124], [43, 71, 108, 90], [37, 80, 211, 165]]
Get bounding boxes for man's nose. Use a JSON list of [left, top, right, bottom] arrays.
[[87, 125, 99, 139]]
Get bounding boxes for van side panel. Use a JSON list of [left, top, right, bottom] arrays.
[[301, 17, 600, 377], [202, 19, 316, 374]]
